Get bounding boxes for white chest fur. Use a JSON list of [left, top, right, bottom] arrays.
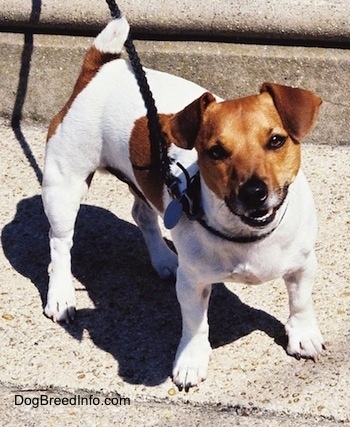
[[229, 263, 264, 285], [172, 170, 317, 287]]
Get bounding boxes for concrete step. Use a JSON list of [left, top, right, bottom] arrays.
[[0, 0, 349, 145], [2, 0, 350, 44]]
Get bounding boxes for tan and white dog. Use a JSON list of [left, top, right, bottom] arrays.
[[42, 16, 324, 391]]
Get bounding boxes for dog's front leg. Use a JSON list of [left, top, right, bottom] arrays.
[[284, 251, 325, 361], [172, 267, 212, 391]]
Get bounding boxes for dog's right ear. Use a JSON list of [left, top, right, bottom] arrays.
[[168, 92, 216, 149]]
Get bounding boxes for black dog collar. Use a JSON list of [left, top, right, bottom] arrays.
[[164, 163, 286, 244]]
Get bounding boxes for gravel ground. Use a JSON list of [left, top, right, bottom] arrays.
[[0, 118, 349, 425]]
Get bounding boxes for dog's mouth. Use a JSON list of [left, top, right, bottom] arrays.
[[240, 207, 277, 228], [225, 190, 288, 229]]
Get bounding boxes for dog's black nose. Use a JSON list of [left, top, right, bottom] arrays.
[[238, 177, 268, 209]]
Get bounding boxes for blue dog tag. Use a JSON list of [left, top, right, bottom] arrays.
[[164, 199, 183, 229]]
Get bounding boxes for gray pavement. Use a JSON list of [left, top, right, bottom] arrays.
[[1, 0, 350, 425], [0, 119, 349, 425]]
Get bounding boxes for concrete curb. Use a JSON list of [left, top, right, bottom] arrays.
[[1, 0, 350, 142], [1, 31, 349, 145], [1, 0, 350, 44]]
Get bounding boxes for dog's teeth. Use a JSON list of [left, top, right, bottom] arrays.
[[250, 208, 274, 220]]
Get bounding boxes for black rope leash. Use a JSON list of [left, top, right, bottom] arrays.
[[104, 1, 281, 243], [105, 0, 179, 197]]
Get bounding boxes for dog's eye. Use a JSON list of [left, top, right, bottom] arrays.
[[267, 134, 287, 150], [206, 144, 229, 160]]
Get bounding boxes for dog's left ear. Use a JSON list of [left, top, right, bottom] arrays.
[[260, 82, 322, 142], [168, 92, 216, 149]]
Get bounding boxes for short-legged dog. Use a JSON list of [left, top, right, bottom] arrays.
[[42, 16, 324, 391]]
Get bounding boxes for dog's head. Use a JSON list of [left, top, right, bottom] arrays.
[[165, 83, 321, 228]]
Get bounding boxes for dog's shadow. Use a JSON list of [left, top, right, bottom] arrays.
[[2, 195, 287, 386]]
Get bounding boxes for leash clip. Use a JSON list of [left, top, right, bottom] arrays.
[[164, 176, 184, 230], [164, 165, 203, 230], [166, 176, 181, 200]]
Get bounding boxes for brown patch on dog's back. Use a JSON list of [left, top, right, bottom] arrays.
[[129, 94, 217, 212], [47, 46, 120, 140], [129, 116, 174, 212]]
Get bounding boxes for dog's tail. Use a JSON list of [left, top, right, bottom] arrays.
[[93, 15, 130, 56], [47, 16, 130, 139], [73, 15, 130, 96]]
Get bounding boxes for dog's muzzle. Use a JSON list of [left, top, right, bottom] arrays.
[[225, 177, 287, 228]]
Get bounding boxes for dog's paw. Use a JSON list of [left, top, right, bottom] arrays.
[[44, 285, 76, 323], [285, 315, 325, 361], [151, 249, 178, 279], [172, 338, 212, 391]]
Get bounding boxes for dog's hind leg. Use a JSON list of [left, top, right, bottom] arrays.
[[42, 169, 90, 323], [131, 194, 178, 279]]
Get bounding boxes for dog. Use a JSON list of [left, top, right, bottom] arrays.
[[42, 16, 325, 391]]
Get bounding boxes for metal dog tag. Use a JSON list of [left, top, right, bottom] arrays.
[[164, 199, 183, 229]]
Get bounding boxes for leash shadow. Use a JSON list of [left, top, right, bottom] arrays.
[[2, 195, 287, 387], [11, 0, 43, 185]]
